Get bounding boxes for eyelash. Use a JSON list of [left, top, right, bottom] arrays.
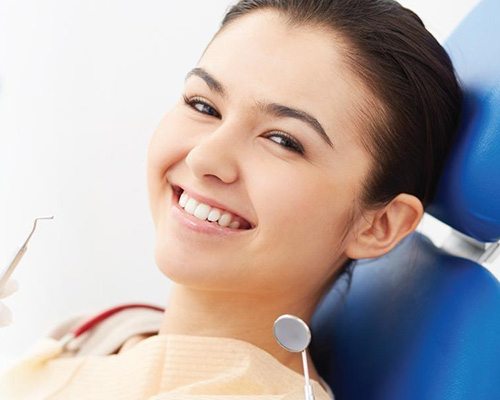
[[182, 94, 305, 155]]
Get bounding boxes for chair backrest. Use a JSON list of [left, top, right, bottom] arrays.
[[310, 1, 500, 399]]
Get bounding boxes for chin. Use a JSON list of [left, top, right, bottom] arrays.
[[153, 240, 236, 291]]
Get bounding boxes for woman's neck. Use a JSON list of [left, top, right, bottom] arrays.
[[158, 283, 323, 382]]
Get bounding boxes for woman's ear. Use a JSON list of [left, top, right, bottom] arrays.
[[345, 193, 424, 260]]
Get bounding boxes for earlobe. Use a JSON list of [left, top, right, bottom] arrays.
[[345, 194, 424, 260]]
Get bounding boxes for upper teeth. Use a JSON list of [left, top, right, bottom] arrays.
[[178, 191, 241, 229]]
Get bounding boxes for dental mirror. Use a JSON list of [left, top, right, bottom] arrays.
[[274, 314, 311, 352], [273, 314, 315, 400]]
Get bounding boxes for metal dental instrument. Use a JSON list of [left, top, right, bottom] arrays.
[[273, 314, 315, 400], [0, 216, 54, 291]]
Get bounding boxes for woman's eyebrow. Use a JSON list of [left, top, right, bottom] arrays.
[[185, 67, 227, 98], [184, 67, 335, 150]]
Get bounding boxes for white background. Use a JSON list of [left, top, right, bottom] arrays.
[[0, 0, 492, 369]]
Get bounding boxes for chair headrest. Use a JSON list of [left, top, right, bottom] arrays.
[[310, 231, 500, 399], [427, 0, 500, 243]]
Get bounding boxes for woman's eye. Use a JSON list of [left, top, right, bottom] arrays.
[[182, 94, 305, 156], [183, 95, 220, 118], [265, 132, 305, 155]]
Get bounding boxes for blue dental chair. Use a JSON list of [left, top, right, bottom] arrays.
[[310, 1, 500, 399]]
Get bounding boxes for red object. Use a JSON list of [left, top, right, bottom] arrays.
[[71, 303, 164, 338]]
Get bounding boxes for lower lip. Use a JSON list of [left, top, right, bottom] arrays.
[[169, 191, 253, 237]]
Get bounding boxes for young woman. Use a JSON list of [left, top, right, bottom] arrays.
[[0, 0, 462, 398]]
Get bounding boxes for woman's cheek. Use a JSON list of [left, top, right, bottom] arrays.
[[146, 113, 183, 221], [149, 115, 188, 169]]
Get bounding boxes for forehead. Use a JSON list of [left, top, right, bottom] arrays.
[[196, 11, 364, 146]]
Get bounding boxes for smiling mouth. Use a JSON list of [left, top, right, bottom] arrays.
[[171, 185, 255, 231]]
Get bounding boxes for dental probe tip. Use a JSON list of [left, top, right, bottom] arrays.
[[35, 216, 54, 220]]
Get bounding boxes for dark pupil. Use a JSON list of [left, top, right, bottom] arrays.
[[198, 103, 217, 117]]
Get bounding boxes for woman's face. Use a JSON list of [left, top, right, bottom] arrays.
[[147, 11, 372, 298]]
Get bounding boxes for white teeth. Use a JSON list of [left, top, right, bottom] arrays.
[[184, 198, 198, 214], [229, 221, 240, 229], [179, 192, 189, 208], [177, 190, 243, 229], [207, 208, 222, 222], [193, 203, 211, 220], [218, 213, 232, 227]]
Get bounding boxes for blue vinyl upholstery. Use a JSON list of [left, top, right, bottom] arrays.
[[426, 0, 500, 242], [310, 1, 500, 398], [311, 232, 500, 399]]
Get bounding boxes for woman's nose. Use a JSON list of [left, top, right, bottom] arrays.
[[184, 124, 242, 184]]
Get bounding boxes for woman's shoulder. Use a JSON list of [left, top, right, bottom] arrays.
[[0, 305, 163, 399], [47, 304, 164, 357]]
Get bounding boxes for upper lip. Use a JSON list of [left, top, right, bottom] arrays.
[[171, 184, 256, 228]]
